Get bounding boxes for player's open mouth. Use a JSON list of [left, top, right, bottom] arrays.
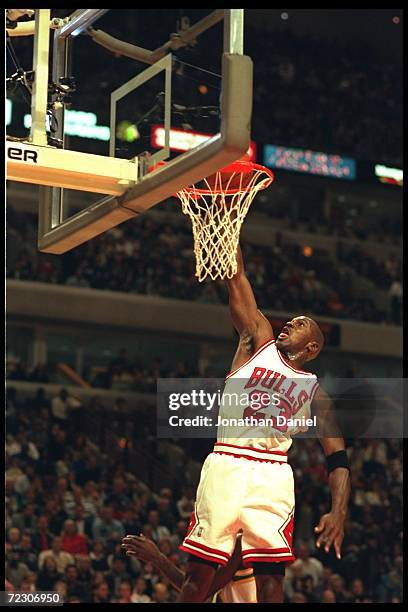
[[278, 326, 290, 339]]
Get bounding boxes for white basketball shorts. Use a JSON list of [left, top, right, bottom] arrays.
[[180, 443, 295, 567]]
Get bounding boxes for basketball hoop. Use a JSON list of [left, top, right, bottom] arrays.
[[175, 158, 274, 281]]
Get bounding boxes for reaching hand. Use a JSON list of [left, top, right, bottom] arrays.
[[121, 534, 161, 565], [314, 512, 345, 559]]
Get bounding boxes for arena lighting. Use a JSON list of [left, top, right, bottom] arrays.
[[6, 99, 12, 126], [374, 164, 403, 187], [23, 109, 110, 141], [151, 124, 257, 160], [263, 144, 356, 180]]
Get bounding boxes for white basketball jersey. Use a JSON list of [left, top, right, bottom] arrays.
[[217, 339, 319, 453]]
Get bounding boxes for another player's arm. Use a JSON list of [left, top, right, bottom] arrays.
[[312, 386, 351, 560], [205, 531, 243, 599], [227, 245, 273, 370], [122, 535, 184, 590], [122, 533, 243, 598]]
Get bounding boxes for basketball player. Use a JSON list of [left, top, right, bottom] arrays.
[[122, 530, 257, 603], [177, 245, 351, 603]]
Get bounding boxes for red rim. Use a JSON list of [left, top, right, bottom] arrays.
[[177, 160, 274, 196]]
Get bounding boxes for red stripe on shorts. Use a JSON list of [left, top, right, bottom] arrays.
[[214, 442, 287, 456], [183, 538, 230, 559], [213, 451, 286, 464], [179, 543, 228, 566]]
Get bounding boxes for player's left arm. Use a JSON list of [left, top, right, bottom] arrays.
[[122, 532, 244, 598], [311, 386, 351, 560], [122, 535, 184, 590]]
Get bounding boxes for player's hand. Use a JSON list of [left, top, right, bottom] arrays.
[[121, 534, 161, 564], [314, 512, 345, 559]]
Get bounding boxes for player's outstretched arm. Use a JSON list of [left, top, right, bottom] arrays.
[[122, 532, 244, 600], [227, 245, 273, 356], [312, 386, 351, 560], [121, 535, 184, 591]]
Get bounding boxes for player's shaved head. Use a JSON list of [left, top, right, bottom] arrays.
[[305, 317, 325, 352]]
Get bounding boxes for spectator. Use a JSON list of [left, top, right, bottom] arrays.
[[6, 457, 30, 497], [105, 476, 130, 515], [114, 580, 133, 603], [329, 574, 350, 603], [75, 555, 93, 587], [131, 577, 152, 603], [152, 582, 170, 603], [12, 507, 38, 540], [290, 592, 307, 603], [321, 589, 336, 603], [6, 527, 21, 554], [286, 543, 323, 587], [349, 577, 367, 603], [37, 557, 61, 591], [156, 496, 176, 531], [38, 536, 74, 574], [74, 455, 102, 487], [54, 580, 68, 601], [146, 509, 171, 543], [44, 498, 68, 536], [51, 389, 82, 429], [31, 387, 51, 411], [105, 557, 131, 598], [61, 519, 88, 556], [7, 429, 40, 462], [5, 554, 30, 589], [55, 477, 76, 517], [32, 516, 53, 553], [64, 564, 90, 601], [91, 506, 125, 541], [19, 534, 37, 571], [176, 487, 196, 520], [47, 426, 68, 463], [89, 540, 109, 573], [19, 577, 34, 593], [170, 520, 188, 551], [121, 507, 142, 536], [81, 481, 102, 517], [92, 581, 111, 603]]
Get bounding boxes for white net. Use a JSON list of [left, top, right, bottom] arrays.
[[176, 164, 273, 281]]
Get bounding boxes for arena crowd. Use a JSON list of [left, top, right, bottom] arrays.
[[7, 208, 402, 326], [5, 387, 403, 603]]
